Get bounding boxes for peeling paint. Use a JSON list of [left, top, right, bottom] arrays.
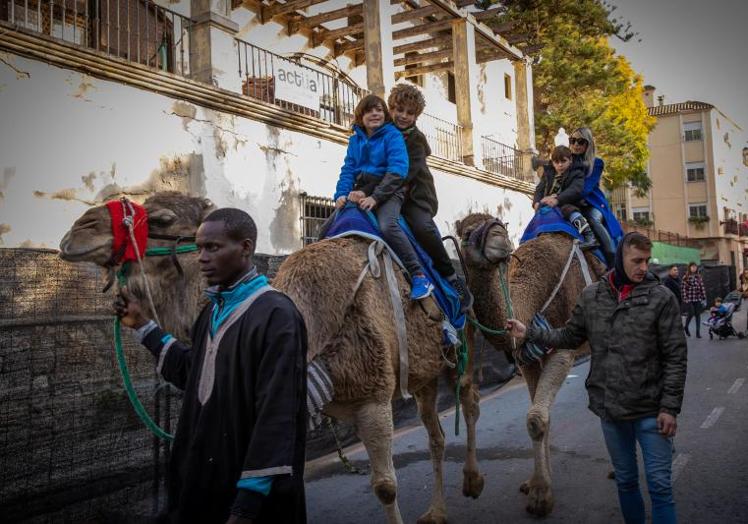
[[81, 172, 97, 192], [478, 64, 487, 114], [170, 101, 198, 131], [0, 52, 31, 79], [73, 75, 96, 101], [269, 169, 300, 252], [33, 188, 96, 205], [0, 224, 10, 245], [1, 167, 15, 201]]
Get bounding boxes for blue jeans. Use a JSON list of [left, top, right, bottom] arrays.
[[601, 417, 677, 524]]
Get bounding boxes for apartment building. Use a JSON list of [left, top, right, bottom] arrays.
[[0, 0, 540, 254], [611, 86, 748, 275]]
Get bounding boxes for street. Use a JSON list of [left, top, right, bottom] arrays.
[[306, 308, 748, 523]]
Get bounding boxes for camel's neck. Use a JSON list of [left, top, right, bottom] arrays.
[[467, 264, 511, 352]]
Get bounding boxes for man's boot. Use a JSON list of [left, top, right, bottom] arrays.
[[570, 212, 599, 250]]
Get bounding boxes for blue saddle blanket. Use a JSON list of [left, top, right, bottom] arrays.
[[520, 206, 607, 265], [322, 204, 466, 333]]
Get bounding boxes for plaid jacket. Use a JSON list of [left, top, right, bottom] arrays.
[[681, 274, 706, 303]]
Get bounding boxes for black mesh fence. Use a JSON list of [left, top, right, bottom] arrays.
[[0, 248, 179, 523]]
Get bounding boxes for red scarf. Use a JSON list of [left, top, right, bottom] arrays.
[[106, 199, 149, 264], [608, 272, 634, 302]]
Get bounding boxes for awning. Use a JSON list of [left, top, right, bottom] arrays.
[[651, 241, 701, 266]]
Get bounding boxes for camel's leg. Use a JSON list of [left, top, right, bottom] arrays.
[[354, 402, 403, 524], [413, 379, 447, 524], [446, 365, 485, 500], [523, 350, 575, 517], [519, 361, 541, 495]]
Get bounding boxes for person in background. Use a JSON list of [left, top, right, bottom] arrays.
[[681, 262, 706, 338], [663, 265, 682, 304]]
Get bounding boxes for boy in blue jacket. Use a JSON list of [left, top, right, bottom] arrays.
[[334, 94, 433, 300]]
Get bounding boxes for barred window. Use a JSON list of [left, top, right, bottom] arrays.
[[300, 193, 335, 246]]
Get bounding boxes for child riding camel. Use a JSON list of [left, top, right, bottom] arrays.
[[387, 83, 473, 311], [533, 145, 599, 250], [334, 94, 433, 300]]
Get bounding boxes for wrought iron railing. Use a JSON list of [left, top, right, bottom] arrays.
[[237, 40, 366, 128], [481, 135, 533, 182], [418, 112, 463, 162], [1, 0, 191, 75]]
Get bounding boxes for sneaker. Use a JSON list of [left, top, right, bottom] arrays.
[[410, 273, 434, 301], [449, 274, 474, 313]]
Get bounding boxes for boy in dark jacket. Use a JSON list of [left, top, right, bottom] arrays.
[[387, 83, 473, 311], [533, 145, 598, 250]]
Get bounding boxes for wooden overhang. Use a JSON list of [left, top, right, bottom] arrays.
[[243, 0, 533, 78]]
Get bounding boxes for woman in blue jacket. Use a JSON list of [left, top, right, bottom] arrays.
[[569, 127, 624, 266], [334, 94, 433, 300]]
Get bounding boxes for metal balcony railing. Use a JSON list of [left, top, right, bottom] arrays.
[[481, 135, 533, 182], [418, 112, 463, 163], [1, 0, 191, 75], [236, 40, 367, 129]]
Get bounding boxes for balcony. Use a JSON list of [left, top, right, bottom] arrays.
[[1, 0, 192, 76], [417, 112, 464, 163], [236, 39, 366, 130], [722, 219, 748, 237], [481, 135, 533, 183]]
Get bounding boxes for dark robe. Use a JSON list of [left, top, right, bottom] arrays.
[[142, 286, 308, 524]]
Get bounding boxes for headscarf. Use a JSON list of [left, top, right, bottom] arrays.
[[571, 127, 596, 176]]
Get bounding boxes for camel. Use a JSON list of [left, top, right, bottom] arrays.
[[59, 192, 485, 524], [456, 212, 606, 517]]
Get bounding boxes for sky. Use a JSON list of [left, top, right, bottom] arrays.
[[609, 0, 748, 128]]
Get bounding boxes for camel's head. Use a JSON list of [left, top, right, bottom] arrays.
[[456, 213, 514, 269], [60, 192, 215, 266]]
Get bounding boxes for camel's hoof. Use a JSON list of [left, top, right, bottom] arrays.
[[519, 480, 530, 494], [607, 470, 615, 480], [416, 509, 448, 524], [526, 485, 554, 516], [373, 481, 397, 506], [462, 470, 485, 499]]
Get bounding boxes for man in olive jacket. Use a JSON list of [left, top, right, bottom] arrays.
[[508, 232, 687, 524]]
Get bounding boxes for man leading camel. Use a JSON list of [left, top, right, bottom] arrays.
[[507, 232, 687, 524], [115, 208, 308, 524]]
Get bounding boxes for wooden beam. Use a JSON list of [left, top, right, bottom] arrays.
[[394, 48, 452, 66], [393, 36, 452, 55], [474, 6, 505, 21], [391, 5, 439, 24], [506, 33, 530, 44], [319, 22, 365, 43], [455, 0, 474, 7], [476, 50, 509, 63], [334, 37, 365, 55], [392, 19, 453, 40], [295, 4, 363, 29], [395, 61, 454, 79], [486, 20, 518, 34], [262, 0, 328, 21]]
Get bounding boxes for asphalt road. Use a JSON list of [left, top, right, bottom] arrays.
[[305, 308, 748, 523]]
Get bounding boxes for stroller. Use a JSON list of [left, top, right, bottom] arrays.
[[704, 300, 744, 340]]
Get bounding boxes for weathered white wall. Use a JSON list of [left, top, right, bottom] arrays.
[[0, 53, 533, 253], [710, 110, 748, 224]]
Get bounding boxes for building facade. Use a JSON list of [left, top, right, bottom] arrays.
[[612, 86, 748, 276], [0, 0, 540, 255]]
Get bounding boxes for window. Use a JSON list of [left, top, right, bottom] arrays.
[[300, 193, 335, 246], [689, 204, 708, 218], [504, 73, 512, 100], [447, 72, 456, 104], [686, 162, 706, 182], [632, 207, 651, 224], [683, 121, 703, 142], [614, 204, 627, 222]]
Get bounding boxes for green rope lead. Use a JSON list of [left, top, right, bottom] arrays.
[[454, 328, 469, 436], [145, 244, 199, 256], [114, 317, 174, 441]]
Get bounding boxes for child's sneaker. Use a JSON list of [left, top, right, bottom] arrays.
[[410, 273, 434, 300]]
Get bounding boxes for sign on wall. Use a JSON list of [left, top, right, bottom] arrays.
[[275, 60, 321, 111]]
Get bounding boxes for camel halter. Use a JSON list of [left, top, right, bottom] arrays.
[[106, 197, 199, 441]]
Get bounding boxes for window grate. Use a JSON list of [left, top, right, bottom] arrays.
[[300, 193, 336, 246]]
